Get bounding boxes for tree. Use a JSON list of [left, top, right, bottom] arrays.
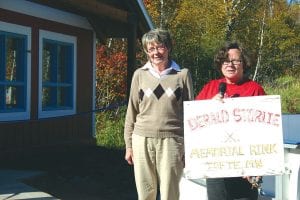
[[144, 0, 299, 86], [95, 39, 127, 108], [144, 0, 181, 29], [170, 0, 227, 90], [252, 0, 300, 83]]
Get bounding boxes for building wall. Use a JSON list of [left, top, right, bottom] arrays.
[[0, 4, 95, 151]]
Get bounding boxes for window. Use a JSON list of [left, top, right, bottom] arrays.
[[39, 30, 76, 118], [0, 21, 31, 121]]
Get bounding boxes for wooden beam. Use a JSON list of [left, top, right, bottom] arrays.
[[60, 0, 129, 23], [127, 13, 138, 99], [88, 18, 107, 43]]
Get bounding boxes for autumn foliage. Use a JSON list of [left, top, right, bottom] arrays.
[[95, 40, 127, 108], [95, 39, 146, 147]]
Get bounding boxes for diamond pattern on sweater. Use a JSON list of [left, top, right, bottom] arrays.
[[174, 87, 182, 101], [145, 88, 153, 97], [153, 84, 164, 99], [165, 88, 173, 97], [139, 85, 182, 101], [139, 89, 144, 101]]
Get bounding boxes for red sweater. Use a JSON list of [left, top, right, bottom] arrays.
[[195, 78, 265, 100]]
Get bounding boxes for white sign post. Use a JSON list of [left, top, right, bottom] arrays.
[[184, 95, 285, 179]]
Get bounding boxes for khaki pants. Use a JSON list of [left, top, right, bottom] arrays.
[[132, 134, 184, 200]]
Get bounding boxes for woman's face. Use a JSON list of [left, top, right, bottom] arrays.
[[221, 48, 244, 84], [146, 42, 169, 67]]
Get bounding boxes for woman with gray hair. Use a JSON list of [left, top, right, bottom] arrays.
[[124, 28, 194, 200]]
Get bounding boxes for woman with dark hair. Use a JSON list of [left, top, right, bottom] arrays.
[[195, 42, 264, 200]]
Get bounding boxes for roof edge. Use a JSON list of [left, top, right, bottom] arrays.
[[136, 0, 154, 30]]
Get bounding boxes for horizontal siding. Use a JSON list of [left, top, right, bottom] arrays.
[[0, 114, 93, 151]]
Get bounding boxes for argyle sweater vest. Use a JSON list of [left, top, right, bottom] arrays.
[[124, 67, 194, 148]]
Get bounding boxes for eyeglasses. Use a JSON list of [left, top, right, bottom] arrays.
[[223, 60, 242, 66], [147, 45, 166, 53]]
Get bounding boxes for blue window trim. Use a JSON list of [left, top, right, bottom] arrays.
[[0, 33, 27, 110], [0, 21, 31, 121], [38, 30, 77, 118]]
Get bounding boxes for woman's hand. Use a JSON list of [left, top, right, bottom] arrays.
[[243, 176, 262, 188], [212, 93, 225, 102], [125, 148, 134, 165]]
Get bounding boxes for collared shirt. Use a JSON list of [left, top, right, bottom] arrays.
[[142, 60, 181, 79]]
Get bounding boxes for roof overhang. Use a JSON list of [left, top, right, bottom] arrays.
[[27, 0, 154, 42]]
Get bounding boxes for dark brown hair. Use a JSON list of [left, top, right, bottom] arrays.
[[214, 42, 251, 77]]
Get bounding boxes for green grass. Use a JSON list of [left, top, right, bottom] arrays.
[[264, 75, 300, 114], [95, 106, 126, 149]]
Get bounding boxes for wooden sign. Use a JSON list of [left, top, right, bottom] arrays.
[[184, 95, 285, 179]]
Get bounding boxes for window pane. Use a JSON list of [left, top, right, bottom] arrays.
[[42, 39, 73, 111], [6, 86, 17, 108], [5, 85, 24, 110], [5, 36, 24, 81], [42, 42, 53, 82], [42, 87, 52, 109], [5, 38, 17, 81], [57, 86, 72, 107], [57, 45, 69, 83], [42, 86, 72, 109], [0, 32, 26, 113]]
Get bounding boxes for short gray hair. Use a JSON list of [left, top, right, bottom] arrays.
[[141, 28, 173, 54]]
